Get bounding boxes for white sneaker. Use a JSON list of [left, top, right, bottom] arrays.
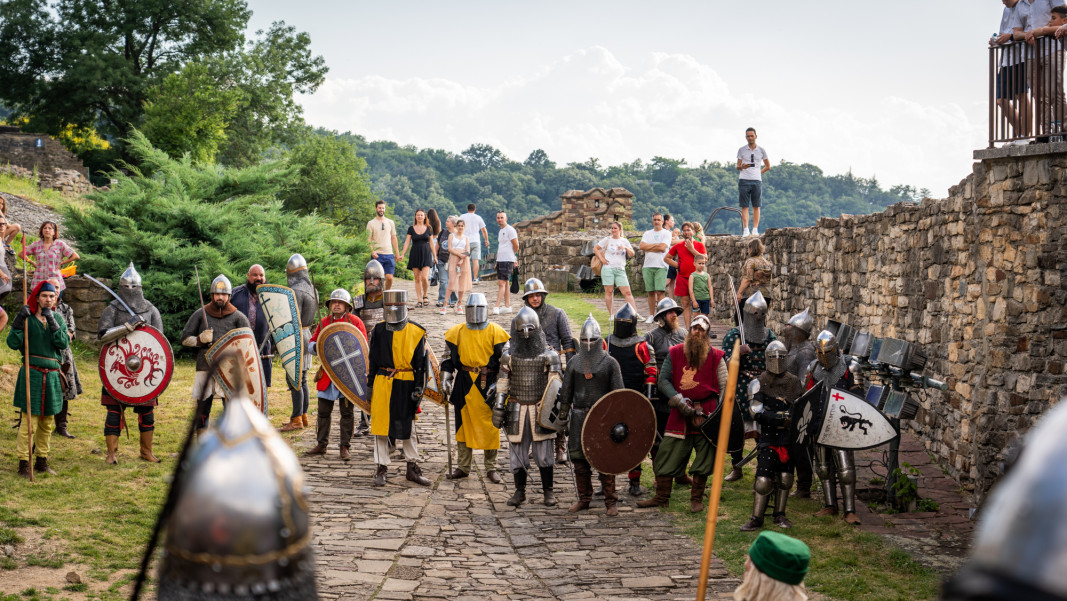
[[439, 307, 447, 315], [492, 307, 501, 315], [743, 227, 751, 237], [752, 226, 760, 236], [502, 306, 513, 314], [644, 316, 655, 324]]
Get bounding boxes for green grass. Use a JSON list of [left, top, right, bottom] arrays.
[[545, 290, 611, 327], [0, 172, 92, 214]]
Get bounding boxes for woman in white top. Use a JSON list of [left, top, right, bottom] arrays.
[[443, 219, 471, 315], [593, 221, 640, 316]]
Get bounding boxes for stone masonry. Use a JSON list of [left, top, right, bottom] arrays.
[[515, 188, 634, 238]]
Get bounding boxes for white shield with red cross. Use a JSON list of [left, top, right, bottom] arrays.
[[815, 388, 898, 450]]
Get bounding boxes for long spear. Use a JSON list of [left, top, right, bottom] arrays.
[[695, 339, 741, 601], [21, 236, 33, 482]]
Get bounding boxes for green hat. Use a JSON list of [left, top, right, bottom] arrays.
[[748, 531, 810, 586]]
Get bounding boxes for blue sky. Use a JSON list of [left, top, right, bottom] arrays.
[[247, 1, 996, 196]]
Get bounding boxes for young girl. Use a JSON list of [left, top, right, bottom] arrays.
[[443, 219, 471, 315], [688, 255, 714, 317]]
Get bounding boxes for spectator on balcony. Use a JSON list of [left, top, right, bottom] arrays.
[[737, 128, 770, 237], [993, 0, 1033, 143], [1026, 3, 1067, 136]]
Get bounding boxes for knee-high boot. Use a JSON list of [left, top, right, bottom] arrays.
[[569, 462, 593, 512], [540, 466, 557, 506], [600, 472, 618, 516], [690, 474, 708, 513], [636, 475, 673, 508]]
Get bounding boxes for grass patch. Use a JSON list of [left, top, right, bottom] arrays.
[[25, 553, 65, 569], [0, 557, 16, 570], [546, 290, 611, 328], [0, 172, 92, 214], [60, 584, 86, 593], [0, 528, 23, 546]]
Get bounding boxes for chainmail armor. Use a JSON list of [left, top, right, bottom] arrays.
[[508, 328, 551, 405], [287, 270, 318, 329], [811, 357, 847, 391]]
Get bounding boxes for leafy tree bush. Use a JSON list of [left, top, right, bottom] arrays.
[[63, 132, 367, 342], [281, 134, 377, 233]]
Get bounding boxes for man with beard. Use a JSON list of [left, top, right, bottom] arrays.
[[305, 289, 367, 461], [367, 290, 431, 487], [606, 303, 656, 497], [645, 298, 692, 488], [559, 315, 625, 515], [97, 263, 164, 464], [740, 341, 806, 531], [181, 275, 251, 433], [277, 255, 318, 432], [441, 293, 509, 482], [493, 306, 561, 507], [638, 315, 729, 513], [352, 260, 386, 436], [230, 264, 272, 388], [807, 330, 863, 525], [511, 278, 574, 463], [782, 307, 816, 499], [720, 291, 778, 482]]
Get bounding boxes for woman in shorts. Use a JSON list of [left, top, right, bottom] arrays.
[[594, 221, 639, 316]]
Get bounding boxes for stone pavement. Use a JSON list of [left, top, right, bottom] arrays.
[[299, 279, 740, 601]]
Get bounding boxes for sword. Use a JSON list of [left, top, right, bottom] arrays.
[[727, 274, 746, 347], [193, 266, 209, 332], [731, 446, 760, 469], [444, 398, 453, 477], [84, 274, 137, 318]]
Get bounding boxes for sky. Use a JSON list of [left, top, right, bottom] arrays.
[[246, 1, 997, 197]]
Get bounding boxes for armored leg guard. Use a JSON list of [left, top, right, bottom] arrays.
[[690, 474, 708, 513], [569, 462, 593, 512], [540, 466, 557, 506], [508, 469, 528, 507], [600, 472, 619, 516], [814, 445, 838, 513], [105, 435, 119, 465], [637, 476, 673, 508], [774, 472, 794, 528], [741, 492, 771, 532], [139, 431, 160, 463], [104, 407, 123, 437], [837, 449, 860, 524]]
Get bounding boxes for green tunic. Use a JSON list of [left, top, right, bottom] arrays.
[[7, 313, 69, 416]]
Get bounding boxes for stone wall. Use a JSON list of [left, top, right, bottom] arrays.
[[516, 228, 646, 293], [1, 274, 112, 343], [0, 127, 92, 194], [515, 187, 634, 237]]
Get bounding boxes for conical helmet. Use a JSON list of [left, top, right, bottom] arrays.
[[210, 274, 232, 296], [363, 260, 385, 282], [579, 314, 602, 353], [514, 305, 541, 338], [787, 307, 814, 335], [286, 254, 307, 274], [120, 262, 142, 288]]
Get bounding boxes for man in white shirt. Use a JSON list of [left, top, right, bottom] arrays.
[[736, 128, 771, 237], [366, 200, 400, 290], [993, 0, 1033, 143], [493, 212, 519, 314], [639, 213, 672, 323], [459, 204, 489, 283]]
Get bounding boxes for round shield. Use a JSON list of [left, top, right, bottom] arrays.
[[581, 389, 657, 475], [99, 324, 174, 405]]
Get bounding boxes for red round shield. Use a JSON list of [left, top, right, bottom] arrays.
[[99, 324, 174, 405], [581, 389, 657, 475]]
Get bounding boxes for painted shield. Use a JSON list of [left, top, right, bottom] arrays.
[[422, 345, 446, 406], [317, 322, 371, 413], [536, 373, 565, 431], [581, 389, 657, 475], [790, 382, 826, 448], [99, 324, 174, 406], [815, 387, 898, 450], [205, 327, 269, 415], [256, 284, 304, 389]]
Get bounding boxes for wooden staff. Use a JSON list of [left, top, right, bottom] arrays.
[[695, 339, 741, 601], [21, 237, 33, 482]]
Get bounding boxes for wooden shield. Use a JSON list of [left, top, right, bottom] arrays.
[[581, 389, 657, 475], [536, 373, 564, 431], [317, 322, 371, 413], [790, 382, 825, 448], [99, 324, 173, 406], [205, 327, 268, 415], [816, 387, 898, 450], [256, 284, 304, 389], [422, 345, 446, 406]]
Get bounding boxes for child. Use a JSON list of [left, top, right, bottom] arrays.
[[688, 255, 714, 317]]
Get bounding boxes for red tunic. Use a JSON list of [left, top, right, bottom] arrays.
[[310, 313, 367, 392], [664, 343, 725, 438]]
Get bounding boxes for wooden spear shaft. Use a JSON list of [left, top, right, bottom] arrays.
[[22, 237, 33, 482], [695, 339, 741, 601]]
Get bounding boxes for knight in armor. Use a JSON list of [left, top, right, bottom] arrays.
[[279, 254, 318, 432], [558, 315, 625, 515], [351, 260, 386, 437], [782, 307, 816, 499], [97, 263, 165, 464], [441, 293, 509, 482], [806, 329, 863, 525], [512, 277, 575, 464], [740, 341, 806, 531], [493, 306, 561, 507], [367, 289, 431, 487], [645, 297, 692, 488], [606, 303, 657, 497], [305, 289, 367, 461], [181, 274, 251, 433], [230, 264, 272, 388], [638, 315, 730, 513], [50, 278, 81, 440], [721, 291, 778, 482]]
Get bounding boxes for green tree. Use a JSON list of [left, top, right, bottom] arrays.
[[461, 144, 509, 171], [141, 63, 242, 163], [281, 134, 378, 232]]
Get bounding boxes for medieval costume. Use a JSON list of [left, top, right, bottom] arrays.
[[733, 531, 811, 601], [560, 315, 625, 515], [638, 315, 731, 513], [606, 303, 656, 496], [279, 254, 318, 432], [351, 260, 386, 437], [645, 297, 691, 487], [367, 289, 430, 487], [53, 294, 81, 438], [721, 291, 778, 482], [305, 289, 367, 461], [494, 305, 561, 507], [181, 275, 251, 431], [97, 263, 165, 464], [741, 341, 806, 531], [8, 281, 69, 478], [230, 270, 272, 387], [442, 293, 509, 481], [783, 307, 816, 498]]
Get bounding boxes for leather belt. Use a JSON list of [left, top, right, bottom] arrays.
[[378, 368, 413, 377], [462, 365, 492, 387]]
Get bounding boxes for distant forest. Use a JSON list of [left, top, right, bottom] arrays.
[[332, 130, 930, 238]]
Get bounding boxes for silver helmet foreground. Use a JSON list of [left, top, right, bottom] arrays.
[[465, 293, 489, 330], [653, 297, 684, 325], [210, 274, 232, 296], [787, 307, 814, 337], [814, 330, 841, 370], [522, 277, 548, 300], [328, 288, 352, 311], [579, 314, 602, 354], [765, 340, 789, 375], [383, 289, 408, 330], [611, 303, 638, 340], [363, 260, 385, 296], [513, 305, 541, 339], [741, 290, 768, 342]]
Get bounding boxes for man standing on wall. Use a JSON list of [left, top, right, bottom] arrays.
[[459, 203, 489, 284], [639, 213, 672, 324], [493, 211, 518, 314], [736, 127, 771, 237], [367, 200, 400, 290]]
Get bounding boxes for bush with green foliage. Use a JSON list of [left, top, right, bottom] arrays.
[[63, 132, 368, 343]]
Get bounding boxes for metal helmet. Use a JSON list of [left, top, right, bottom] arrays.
[[814, 330, 841, 369], [328, 288, 352, 310], [765, 340, 789, 375], [465, 293, 489, 330], [787, 307, 814, 336], [210, 274, 232, 296], [579, 314, 602, 353], [612, 303, 638, 339], [383, 289, 408, 327], [653, 297, 684, 324], [286, 253, 307, 274], [363, 260, 385, 296], [120, 262, 142, 288], [522, 278, 548, 300], [513, 305, 541, 339], [742, 290, 769, 342]]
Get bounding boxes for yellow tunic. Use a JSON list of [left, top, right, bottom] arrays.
[[369, 322, 425, 437], [444, 323, 509, 450]]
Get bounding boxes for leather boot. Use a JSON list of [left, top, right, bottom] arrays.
[[54, 424, 75, 439], [628, 472, 643, 496], [406, 462, 431, 486], [139, 431, 160, 463], [540, 466, 557, 506], [637, 476, 674, 508], [17, 460, 30, 480], [600, 473, 618, 516], [34, 457, 56, 476], [675, 473, 692, 486], [301, 413, 309, 428], [690, 474, 708, 513], [814, 505, 839, 517], [373, 464, 387, 486], [279, 416, 303, 432], [507, 470, 527, 507], [554, 436, 568, 464], [568, 462, 593, 512], [105, 435, 120, 465], [339, 446, 351, 461], [724, 465, 743, 482], [304, 443, 327, 456]]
